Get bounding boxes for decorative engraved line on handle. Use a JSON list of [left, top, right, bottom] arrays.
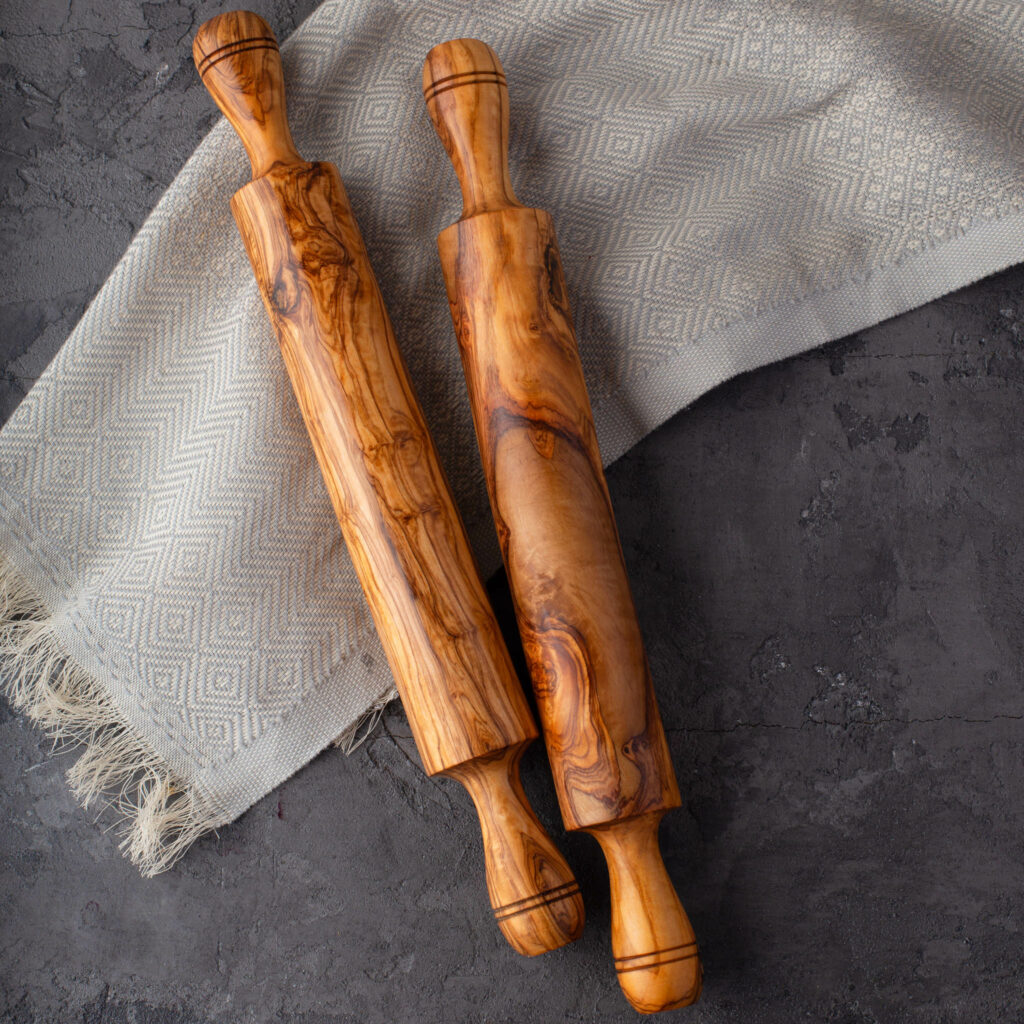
[[493, 880, 582, 921], [616, 951, 700, 975], [197, 36, 278, 76], [424, 68, 507, 92], [614, 940, 698, 965], [423, 71, 507, 102], [614, 941, 699, 973]]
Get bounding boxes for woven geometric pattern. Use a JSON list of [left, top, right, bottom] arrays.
[[1, 0, 1023, 866]]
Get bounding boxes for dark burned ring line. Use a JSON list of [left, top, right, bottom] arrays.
[[424, 67, 507, 93], [493, 881, 581, 921], [614, 939, 698, 965], [616, 950, 700, 974], [424, 71, 507, 102], [197, 36, 278, 76], [493, 879, 579, 913]]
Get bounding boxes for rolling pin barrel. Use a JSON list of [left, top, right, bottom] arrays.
[[194, 12, 583, 957], [425, 39, 701, 1011]]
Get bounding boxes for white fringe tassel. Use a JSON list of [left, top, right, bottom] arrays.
[[0, 557, 398, 875], [0, 558, 218, 876], [334, 684, 397, 754]]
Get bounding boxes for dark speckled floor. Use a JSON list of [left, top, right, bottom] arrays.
[[2, 3, 1023, 1022]]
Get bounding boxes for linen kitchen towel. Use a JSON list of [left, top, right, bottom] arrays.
[[2, 0, 1023, 874]]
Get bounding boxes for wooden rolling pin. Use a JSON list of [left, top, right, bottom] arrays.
[[425, 40, 702, 1012], [193, 12, 583, 956]]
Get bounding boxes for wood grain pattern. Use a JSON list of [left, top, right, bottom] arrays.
[[194, 12, 582, 957], [425, 38, 702, 1010], [232, 162, 532, 775], [438, 204, 680, 826]]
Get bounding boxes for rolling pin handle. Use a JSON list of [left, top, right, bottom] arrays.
[[192, 11, 302, 179], [423, 39, 522, 218], [587, 812, 702, 1013], [446, 742, 585, 955]]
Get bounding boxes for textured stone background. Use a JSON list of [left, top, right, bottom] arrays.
[[2, 2, 1023, 1022]]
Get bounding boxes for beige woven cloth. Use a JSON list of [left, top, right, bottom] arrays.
[[2, 0, 1023, 873]]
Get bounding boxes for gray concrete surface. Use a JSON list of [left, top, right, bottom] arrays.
[[2, 2, 1024, 1022]]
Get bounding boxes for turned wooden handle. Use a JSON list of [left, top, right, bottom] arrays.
[[194, 13, 582, 957], [589, 814, 702, 1013], [423, 38, 521, 218], [426, 39, 701, 1010], [193, 11, 300, 178], [450, 742, 587, 956]]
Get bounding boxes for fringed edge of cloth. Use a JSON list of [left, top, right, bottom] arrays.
[[0, 554, 398, 875], [0, 556, 218, 876], [333, 685, 397, 753]]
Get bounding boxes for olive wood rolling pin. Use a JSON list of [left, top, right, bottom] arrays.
[[424, 39, 702, 1012], [193, 12, 583, 956]]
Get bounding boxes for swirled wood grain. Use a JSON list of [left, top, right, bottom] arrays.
[[426, 37, 701, 1009], [438, 204, 680, 826], [194, 12, 583, 957]]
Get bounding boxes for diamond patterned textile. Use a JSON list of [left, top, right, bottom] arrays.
[[2, 0, 1023, 872]]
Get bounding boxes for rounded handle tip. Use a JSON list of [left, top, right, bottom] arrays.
[[615, 940, 702, 1015], [494, 876, 585, 957], [422, 37, 507, 100], [192, 10, 277, 76], [588, 812, 703, 1013], [446, 742, 584, 956]]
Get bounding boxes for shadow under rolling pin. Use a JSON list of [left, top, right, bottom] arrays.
[[424, 39, 702, 1013], [192, 11, 583, 957]]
